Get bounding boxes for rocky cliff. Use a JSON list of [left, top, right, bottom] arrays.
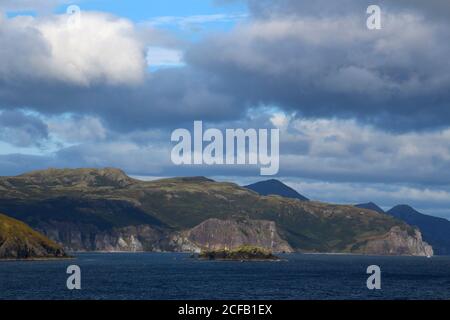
[[184, 218, 293, 253], [37, 221, 168, 252], [0, 168, 434, 256], [387, 205, 450, 255], [356, 226, 433, 256]]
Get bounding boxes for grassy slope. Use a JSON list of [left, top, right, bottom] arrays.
[[0, 213, 66, 259], [130, 178, 411, 252]]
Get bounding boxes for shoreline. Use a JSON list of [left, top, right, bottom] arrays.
[[1, 252, 437, 261], [68, 251, 435, 257], [0, 256, 75, 262]]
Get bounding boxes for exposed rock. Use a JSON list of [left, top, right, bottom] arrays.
[[184, 218, 293, 253], [36, 221, 168, 252], [387, 205, 450, 255], [356, 226, 433, 256], [93, 225, 164, 252], [169, 234, 202, 253]]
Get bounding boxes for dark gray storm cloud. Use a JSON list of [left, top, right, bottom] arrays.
[[238, 0, 450, 20], [0, 68, 242, 132], [186, 0, 450, 131]]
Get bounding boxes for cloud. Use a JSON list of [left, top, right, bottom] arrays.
[[275, 117, 450, 185], [284, 179, 450, 220], [185, 4, 450, 131], [0, 110, 48, 147], [0, 11, 243, 131], [0, 153, 55, 176], [15, 112, 450, 187], [3, 2, 449, 132], [239, 0, 450, 20], [0, 0, 70, 13], [0, 68, 243, 133], [0, 12, 146, 86], [146, 46, 184, 68], [47, 115, 107, 143]]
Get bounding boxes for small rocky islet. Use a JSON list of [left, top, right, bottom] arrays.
[[197, 246, 281, 261]]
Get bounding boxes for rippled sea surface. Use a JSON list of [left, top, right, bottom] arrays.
[[1, 253, 449, 300]]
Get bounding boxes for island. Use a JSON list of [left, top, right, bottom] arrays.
[[198, 246, 280, 261]]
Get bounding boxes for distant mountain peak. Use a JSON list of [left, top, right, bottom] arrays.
[[389, 204, 416, 212], [244, 179, 309, 201], [355, 202, 385, 214]]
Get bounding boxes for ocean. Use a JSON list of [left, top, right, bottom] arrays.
[[1, 253, 449, 300]]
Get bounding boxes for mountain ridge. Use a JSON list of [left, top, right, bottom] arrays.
[[0, 168, 433, 256]]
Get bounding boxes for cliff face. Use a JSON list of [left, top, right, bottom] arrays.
[[184, 219, 293, 253], [0, 168, 435, 256], [0, 213, 66, 259], [34, 219, 293, 253], [37, 221, 168, 252], [33, 219, 433, 257], [387, 205, 450, 255], [356, 227, 433, 256]]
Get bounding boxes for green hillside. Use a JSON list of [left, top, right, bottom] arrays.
[[0, 168, 431, 255], [0, 213, 66, 259]]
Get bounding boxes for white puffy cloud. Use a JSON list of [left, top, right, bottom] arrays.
[[0, 12, 146, 86]]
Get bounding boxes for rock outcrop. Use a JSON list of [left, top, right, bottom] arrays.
[[35, 221, 169, 252], [356, 226, 433, 256], [184, 219, 293, 253], [387, 205, 450, 255]]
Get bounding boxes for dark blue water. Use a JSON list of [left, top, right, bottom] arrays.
[[1, 253, 449, 300]]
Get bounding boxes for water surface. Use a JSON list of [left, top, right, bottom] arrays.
[[1, 253, 449, 300]]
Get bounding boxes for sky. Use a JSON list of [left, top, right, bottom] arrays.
[[1, 0, 450, 219]]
